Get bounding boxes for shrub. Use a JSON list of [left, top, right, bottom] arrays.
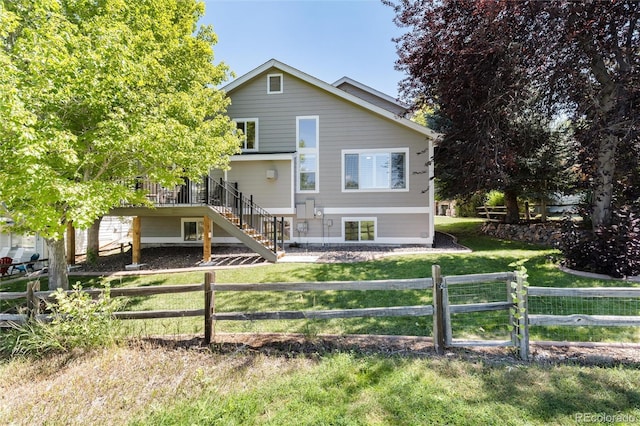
[[1, 283, 123, 357], [455, 191, 486, 217], [560, 206, 640, 278], [485, 190, 505, 207]]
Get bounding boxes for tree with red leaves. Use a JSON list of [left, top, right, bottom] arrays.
[[387, 0, 639, 229]]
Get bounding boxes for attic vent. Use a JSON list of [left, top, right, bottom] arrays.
[[267, 73, 283, 94]]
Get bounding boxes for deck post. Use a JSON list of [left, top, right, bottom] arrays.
[[203, 216, 211, 262], [273, 216, 278, 251], [249, 195, 254, 228], [204, 271, 215, 344], [132, 216, 141, 265], [238, 192, 243, 229]]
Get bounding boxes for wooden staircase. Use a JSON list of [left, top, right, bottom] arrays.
[[122, 176, 286, 262], [205, 206, 284, 263]]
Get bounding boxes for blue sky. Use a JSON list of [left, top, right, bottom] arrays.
[[199, 0, 406, 99]]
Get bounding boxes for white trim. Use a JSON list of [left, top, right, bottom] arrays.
[[230, 153, 295, 162], [296, 115, 320, 193], [342, 217, 377, 242], [324, 207, 430, 214], [428, 140, 436, 249], [142, 237, 188, 244], [265, 208, 296, 215], [290, 236, 434, 246], [233, 118, 259, 152], [267, 73, 283, 94], [222, 59, 441, 140], [341, 148, 410, 192]]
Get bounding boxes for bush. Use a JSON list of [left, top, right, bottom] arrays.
[[560, 206, 640, 278], [1, 283, 123, 357], [485, 190, 505, 206], [455, 191, 486, 217]]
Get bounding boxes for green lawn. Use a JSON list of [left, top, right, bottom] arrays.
[[2, 217, 640, 426], [65, 217, 638, 343], [2, 217, 638, 342]]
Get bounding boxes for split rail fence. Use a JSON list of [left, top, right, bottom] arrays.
[[2, 266, 640, 360]]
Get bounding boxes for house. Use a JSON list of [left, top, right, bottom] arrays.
[[0, 217, 131, 265], [109, 59, 440, 263]]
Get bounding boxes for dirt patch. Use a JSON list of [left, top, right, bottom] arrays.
[[76, 232, 468, 272], [141, 333, 640, 367]]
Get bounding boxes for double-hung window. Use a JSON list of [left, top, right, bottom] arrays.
[[342, 148, 408, 191], [235, 119, 258, 151], [297, 116, 319, 192]]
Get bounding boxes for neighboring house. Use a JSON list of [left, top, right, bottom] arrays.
[[0, 216, 131, 263], [109, 59, 440, 262]]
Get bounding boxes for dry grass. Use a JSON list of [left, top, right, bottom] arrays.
[[0, 339, 313, 426], [2, 335, 640, 425]]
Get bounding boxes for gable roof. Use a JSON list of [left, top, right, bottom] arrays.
[[332, 76, 410, 113], [222, 59, 441, 140]]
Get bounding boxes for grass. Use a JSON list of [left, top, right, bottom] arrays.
[[3, 216, 636, 342], [2, 217, 640, 425], [66, 217, 635, 342], [1, 344, 639, 425]]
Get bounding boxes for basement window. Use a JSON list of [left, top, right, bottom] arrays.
[[182, 218, 204, 241]]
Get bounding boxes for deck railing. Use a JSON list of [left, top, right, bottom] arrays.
[[136, 177, 285, 254]]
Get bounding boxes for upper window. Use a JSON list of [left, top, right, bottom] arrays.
[[267, 73, 283, 94], [235, 119, 258, 151], [342, 148, 409, 191], [297, 116, 319, 192]]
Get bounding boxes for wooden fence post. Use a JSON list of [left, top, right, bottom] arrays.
[[507, 276, 516, 346], [432, 264, 445, 354], [442, 276, 452, 347], [204, 271, 215, 345], [26, 280, 41, 319], [516, 272, 529, 361]]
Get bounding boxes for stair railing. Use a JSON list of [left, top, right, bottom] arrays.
[[134, 177, 285, 254]]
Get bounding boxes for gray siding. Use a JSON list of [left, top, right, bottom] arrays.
[[227, 68, 432, 210], [141, 217, 181, 238], [335, 82, 407, 116], [225, 66, 434, 245], [140, 216, 235, 239], [226, 159, 293, 209], [291, 213, 431, 242]]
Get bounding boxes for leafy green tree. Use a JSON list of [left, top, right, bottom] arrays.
[[0, 0, 241, 289]]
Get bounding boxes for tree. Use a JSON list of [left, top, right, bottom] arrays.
[[530, 1, 640, 228], [387, 0, 571, 223], [0, 0, 241, 289], [387, 0, 640, 229]]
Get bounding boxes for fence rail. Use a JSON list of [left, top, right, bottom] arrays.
[[4, 268, 640, 361], [527, 286, 640, 332]]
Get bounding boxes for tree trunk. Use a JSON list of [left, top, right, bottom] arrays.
[[86, 216, 102, 263], [504, 189, 520, 224], [591, 134, 618, 230], [46, 237, 69, 290]]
